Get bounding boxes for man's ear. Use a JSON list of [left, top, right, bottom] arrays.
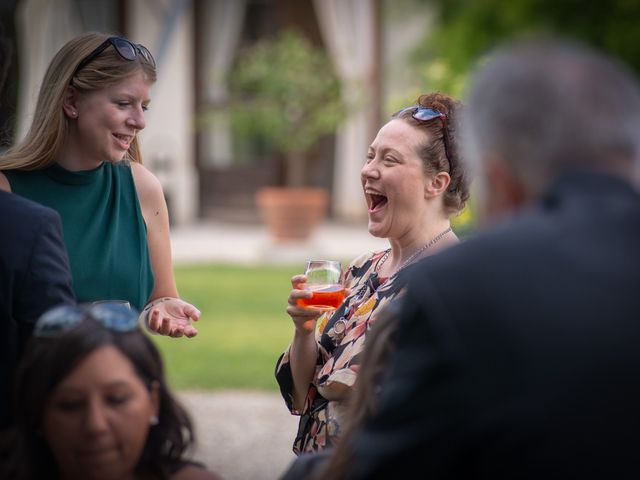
[[483, 159, 527, 217], [424, 171, 451, 198], [62, 86, 79, 118]]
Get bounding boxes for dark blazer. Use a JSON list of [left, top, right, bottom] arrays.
[[0, 190, 74, 429], [341, 172, 640, 479]]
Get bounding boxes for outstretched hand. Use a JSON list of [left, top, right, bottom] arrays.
[[145, 298, 200, 338]]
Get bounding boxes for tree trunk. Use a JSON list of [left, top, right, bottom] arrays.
[[286, 151, 306, 187]]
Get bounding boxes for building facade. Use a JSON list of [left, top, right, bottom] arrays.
[[3, 0, 434, 225]]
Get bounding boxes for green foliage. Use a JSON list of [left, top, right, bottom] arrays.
[[413, 0, 640, 96], [153, 263, 299, 391], [229, 29, 345, 169]]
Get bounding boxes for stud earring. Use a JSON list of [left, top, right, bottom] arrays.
[[149, 415, 159, 426], [70, 110, 77, 117]]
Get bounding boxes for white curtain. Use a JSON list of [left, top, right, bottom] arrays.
[[313, 0, 377, 221], [15, 0, 82, 140], [199, 0, 247, 167]]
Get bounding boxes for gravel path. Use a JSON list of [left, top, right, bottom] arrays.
[[178, 390, 299, 480]]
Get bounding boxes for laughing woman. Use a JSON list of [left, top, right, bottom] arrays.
[[275, 92, 471, 454], [0, 32, 199, 338]]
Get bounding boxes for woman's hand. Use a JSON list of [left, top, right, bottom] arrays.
[[145, 298, 200, 338], [287, 274, 324, 335]]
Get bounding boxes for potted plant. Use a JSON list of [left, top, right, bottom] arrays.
[[228, 29, 345, 242]]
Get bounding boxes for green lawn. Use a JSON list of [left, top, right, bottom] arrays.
[[152, 263, 299, 392]]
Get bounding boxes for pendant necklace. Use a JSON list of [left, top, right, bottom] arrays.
[[328, 226, 453, 345], [376, 226, 452, 276]]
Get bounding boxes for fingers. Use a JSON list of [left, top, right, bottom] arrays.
[[159, 312, 174, 336], [146, 308, 198, 338], [291, 274, 307, 288], [147, 309, 168, 335], [167, 320, 197, 338], [288, 288, 312, 306], [147, 310, 174, 336], [286, 304, 323, 319], [183, 325, 199, 338], [143, 297, 201, 339], [287, 288, 321, 316], [169, 327, 185, 338], [183, 304, 201, 322], [286, 303, 323, 335]]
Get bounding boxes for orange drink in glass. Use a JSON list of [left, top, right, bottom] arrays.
[[298, 260, 345, 311]]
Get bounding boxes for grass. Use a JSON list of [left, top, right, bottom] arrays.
[[152, 263, 299, 392]]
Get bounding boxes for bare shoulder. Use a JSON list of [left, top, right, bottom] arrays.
[[171, 464, 224, 480], [129, 161, 164, 208], [0, 171, 10, 192]]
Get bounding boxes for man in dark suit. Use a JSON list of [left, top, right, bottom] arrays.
[[329, 38, 640, 479], [0, 191, 75, 430], [0, 29, 75, 431]]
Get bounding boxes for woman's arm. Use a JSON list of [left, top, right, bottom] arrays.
[[131, 162, 199, 338], [289, 325, 320, 412], [0, 171, 10, 191], [130, 162, 176, 298], [286, 274, 325, 412]]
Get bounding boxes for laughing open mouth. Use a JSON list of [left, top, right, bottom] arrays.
[[114, 133, 133, 143], [368, 193, 388, 212]]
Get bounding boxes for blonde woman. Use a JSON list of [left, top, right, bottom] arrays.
[[0, 33, 198, 337]]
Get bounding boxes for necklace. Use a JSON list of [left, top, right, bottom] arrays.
[[376, 226, 452, 275]]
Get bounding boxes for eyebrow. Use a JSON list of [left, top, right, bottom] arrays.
[[55, 379, 135, 393], [110, 90, 151, 102], [369, 145, 404, 157]]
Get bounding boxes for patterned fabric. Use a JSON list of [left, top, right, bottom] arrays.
[[275, 249, 409, 454]]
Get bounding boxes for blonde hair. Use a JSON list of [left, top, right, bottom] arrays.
[[0, 32, 156, 171]]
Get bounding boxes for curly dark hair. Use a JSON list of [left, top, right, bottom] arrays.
[[0, 318, 195, 480], [392, 92, 470, 215]]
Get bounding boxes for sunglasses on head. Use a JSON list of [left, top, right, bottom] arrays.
[[34, 301, 140, 339], [397, 106, 453, 168], [72, 36, 156, 78]]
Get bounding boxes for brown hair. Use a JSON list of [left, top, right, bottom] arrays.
[[1, 317, 194, 479], [393, 92, 470, 215], [0, 32, 156, 171]]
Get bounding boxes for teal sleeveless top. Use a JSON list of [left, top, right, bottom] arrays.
[[6, 161, 154, 310]]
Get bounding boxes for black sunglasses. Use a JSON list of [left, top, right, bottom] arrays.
[[72, 36, 156, 78], [397, 106, 453, 168], [34, 302, 140, 339]]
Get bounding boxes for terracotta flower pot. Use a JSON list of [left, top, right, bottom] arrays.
[[255, 187, 329, 242]]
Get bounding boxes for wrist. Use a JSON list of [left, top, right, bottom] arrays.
[[143, 296, 174, 312], [293, 323, 316, 337], [139, 297, 174, 332]]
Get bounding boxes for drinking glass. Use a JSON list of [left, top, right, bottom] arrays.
[[91, 300, 131, 309], [298, 260, 345, 311]]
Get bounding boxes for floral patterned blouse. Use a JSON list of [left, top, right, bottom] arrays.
[[275, 249, 410, 454]]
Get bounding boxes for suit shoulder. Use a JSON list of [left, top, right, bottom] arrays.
[[408, 216, 545, 293], [0, 190, 60, 224]]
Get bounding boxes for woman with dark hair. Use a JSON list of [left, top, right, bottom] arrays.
[[0, 303, 221, 480], [276, 92, 470, 454]]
